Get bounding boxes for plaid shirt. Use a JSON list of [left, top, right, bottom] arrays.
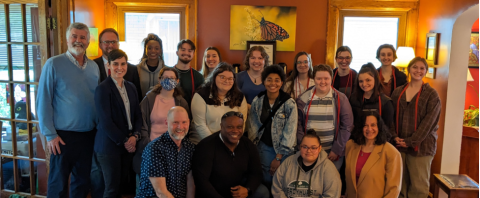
[[391, 83, 441, 157]]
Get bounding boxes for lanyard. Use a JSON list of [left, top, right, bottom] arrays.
[[332, 69, 353, 98], [379, 67, 397, 88], [396, 82, 424, 151], [295, 77, 310, 99], [304, 88, 341, 140], [190, 68, 195, 100], [363, 95, 382, 115]]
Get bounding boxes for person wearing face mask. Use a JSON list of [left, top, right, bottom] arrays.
[[391, 57, 441, 198], [283, 51, 315, 100], [91, 49, 143, 198], [237, 46, 269, 105], [272, 130, 341, 198], [248, 65, 297, 191], [349, 63, 395, 138], [189, 62, 248, 144], [376, 44, 407, 97], [132, 67, 190, 190], [345, 112, 402, 198], [332, 46, 357, 99], [201, 47, 222, 79], [137, 33, 165, 98], [296, 64, 354, 171]]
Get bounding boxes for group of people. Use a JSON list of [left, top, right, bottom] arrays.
[[36, 22, 441, 198]]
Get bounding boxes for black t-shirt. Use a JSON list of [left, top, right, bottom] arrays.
[[259, 96, 280, 147], [300, 156, 318, 172], [147, 64, 157, 72]]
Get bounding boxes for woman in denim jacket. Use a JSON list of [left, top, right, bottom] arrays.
[[248, 65, 298, 191]]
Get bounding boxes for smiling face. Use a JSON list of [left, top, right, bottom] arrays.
[[408, 61, 427, 81], [296, 55, 310, 75], [145, 40, 161, 61], [379, 48, 395, 66], [358, 73, 375, 94], [300, 137, 321, 164], [205, 50, 220, 70], [100, 32, 119, 57], [314, 71, 332, 93], [249, 50, 265, 72], [107, 57, 127, 79], [67, 28, 89, 56], [336, 51, 352, 70], [177, 43, 194, 64], [215, 71, 234, 94], [363, 115, 378, 141], [264, 73, 283, 95], [220, 116, 244, 145], [167, 109, 190, 141]]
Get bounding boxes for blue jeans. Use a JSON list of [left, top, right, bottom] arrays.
[[47, 130, 95, 198], [257, 141, 288, 190], [325, 149, 344, 171]]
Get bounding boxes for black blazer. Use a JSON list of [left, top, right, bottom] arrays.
[[94, 76, 143, 155], [94, 57, 143, 100]]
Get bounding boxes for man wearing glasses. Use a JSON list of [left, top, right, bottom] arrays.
[[94, 28, 142, 99], [192, 111, 269, 198]]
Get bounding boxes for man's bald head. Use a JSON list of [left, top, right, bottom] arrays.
[[167, 106, 189, 140]]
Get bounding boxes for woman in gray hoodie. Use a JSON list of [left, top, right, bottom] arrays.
[[137, 33, 165, 98], [272, 130, 341, 198]]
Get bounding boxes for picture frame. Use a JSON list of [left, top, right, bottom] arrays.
[[425, 33, 439, 66], [468, 32, 479, 68], [246, 41, 276, 66], [426, 67, 436, 79]]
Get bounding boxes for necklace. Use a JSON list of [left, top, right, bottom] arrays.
[[247, 70, 261, 83], [175, 66, 190, 73]]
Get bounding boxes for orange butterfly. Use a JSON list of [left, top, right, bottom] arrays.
[[255, 14, 289, 41]]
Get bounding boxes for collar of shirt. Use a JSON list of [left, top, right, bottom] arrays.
[[66, 50, 88, 70], [209, 93, 230, 104], [218, 132, 239, 146], [111, 77, 125, 90], [309, 87, 333, 100], [164, 132, 188, 150], [102, 56, 109, 73]]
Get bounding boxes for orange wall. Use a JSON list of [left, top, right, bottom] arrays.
[[416, 0, 478, 193], [73, 0, 105, 59], [197, 0, 327, 71]]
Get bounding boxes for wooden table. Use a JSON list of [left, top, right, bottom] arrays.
[[434, 174, 479, 198]]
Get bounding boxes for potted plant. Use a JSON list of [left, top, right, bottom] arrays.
[[463, 105, 479, 127]]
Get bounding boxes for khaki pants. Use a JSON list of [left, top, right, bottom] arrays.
[[399, 152, 434, 198]]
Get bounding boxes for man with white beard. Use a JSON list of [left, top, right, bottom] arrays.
[[37, 22, 100, 197], [136, 106, 195, 198]]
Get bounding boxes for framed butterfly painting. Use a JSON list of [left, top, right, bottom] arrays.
[[230, 5, 297, 51]]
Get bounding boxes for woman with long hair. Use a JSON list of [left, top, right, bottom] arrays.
[[200, 47, 222, 79], [391, 57, 441, 198], [137, 33, 165, 98], [283, 51, 314, 100], [345, 111, 402, 198], [189, 62, 248, 144]]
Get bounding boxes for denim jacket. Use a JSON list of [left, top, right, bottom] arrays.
[[248, 90, 298, 156]]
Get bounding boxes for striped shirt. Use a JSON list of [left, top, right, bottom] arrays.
[[305, 88, 335, 151]]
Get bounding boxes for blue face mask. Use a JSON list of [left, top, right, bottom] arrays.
[[160, 78, 178, 91]]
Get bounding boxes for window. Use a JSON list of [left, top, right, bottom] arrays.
[[120, 13, 180, 66]]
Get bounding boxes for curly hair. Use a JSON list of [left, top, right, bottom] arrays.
[[353, 63, 382, 102], [202, 62, 244, 108], [351, 111, 390, 145], [284, 52, 313, 98], [151, 67, 184, 97], [243, 46, 270, 70], [261, 64, 286, 84], [141, 33, 164, 61]]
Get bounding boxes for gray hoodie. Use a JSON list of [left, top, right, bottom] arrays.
[[136, 58, 164, 98], [272, 150, 341, 198]]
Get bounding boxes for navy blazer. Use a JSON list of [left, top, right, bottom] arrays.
[[94, 57, 143, 100], [94, 76, 142, 155]]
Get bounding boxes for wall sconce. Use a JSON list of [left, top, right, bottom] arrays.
[[393, 47, 415, 73]]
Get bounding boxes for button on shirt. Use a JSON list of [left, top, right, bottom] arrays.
[[137, 132, 195, 198], [111, 77, 132, 130]]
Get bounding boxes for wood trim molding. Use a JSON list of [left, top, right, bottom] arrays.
[[326, 0, 419, 67]]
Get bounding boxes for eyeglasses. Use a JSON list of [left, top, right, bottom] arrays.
[[336, 56, 351, 61], [222, 111, 244, 120], [218, 75, 234, 82], [296, 60, 309, 65], [101, 40, 119, 45], [160, 77, 177, 80], [300, 145, 320, 151]]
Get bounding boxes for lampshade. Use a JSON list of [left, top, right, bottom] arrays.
[[393, 47, 415, 67], [467, 69, 475, 82]]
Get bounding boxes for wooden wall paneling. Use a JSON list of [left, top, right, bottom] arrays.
[[325, 2, 339, 68], [459, 126, 479, 183]]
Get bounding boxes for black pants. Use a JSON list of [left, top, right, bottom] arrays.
[[47, 129, 96, 198], [90, 151, 135, 198]]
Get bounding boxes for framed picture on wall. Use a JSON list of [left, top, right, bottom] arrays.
[[425, 33, 439, 66], [246, 41, 276, 66], [469, 32, 479, 68]]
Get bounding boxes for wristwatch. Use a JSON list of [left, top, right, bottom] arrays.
[[276, 156, 281, 161]]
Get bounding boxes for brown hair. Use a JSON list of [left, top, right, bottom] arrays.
[[376, 44, 398, 61], [353, 63, 382, 101], [201, 47, 222, 78], [243, 46, 269, 70], [99, 28, 119, 42], [151, 67, 183, 97], [335, 46, 352, 58], [407, 57, 429, 81], [312, 64, 333, 79], [202, 62, 244, 108], [285, 51, 313, 99]]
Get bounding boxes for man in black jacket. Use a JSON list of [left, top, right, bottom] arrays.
[[94, 28, 142, 100]]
